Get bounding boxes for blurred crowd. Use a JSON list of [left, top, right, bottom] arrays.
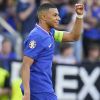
[[0, 0, 100, 99]]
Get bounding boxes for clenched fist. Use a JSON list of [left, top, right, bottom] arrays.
[[75, 4, 84, 15]]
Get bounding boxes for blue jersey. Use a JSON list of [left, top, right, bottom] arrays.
[[21, 24, 55, 94]]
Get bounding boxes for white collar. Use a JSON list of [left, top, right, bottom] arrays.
[[36, 24, 50, 35]]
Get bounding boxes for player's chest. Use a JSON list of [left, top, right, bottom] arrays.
[[41, 36, 55, 56]]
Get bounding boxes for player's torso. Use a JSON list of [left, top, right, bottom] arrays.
[[30, 25, 55, 70], [29, 25, 55, 93]]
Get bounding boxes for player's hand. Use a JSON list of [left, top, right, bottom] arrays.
[[75, 4, 84, 15], [23, 93, 30, 100]]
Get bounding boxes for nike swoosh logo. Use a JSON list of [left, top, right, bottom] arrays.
[[48, 44, 52, 48]]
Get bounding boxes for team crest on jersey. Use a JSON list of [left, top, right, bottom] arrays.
[[29, 40, 36, 48]]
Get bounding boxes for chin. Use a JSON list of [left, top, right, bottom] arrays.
[[53, 24, 58, 29]]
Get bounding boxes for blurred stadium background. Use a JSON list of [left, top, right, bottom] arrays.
[[0, 0, 100, 100]]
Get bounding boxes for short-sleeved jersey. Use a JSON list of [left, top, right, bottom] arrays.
[[21, 24, 57, 94]]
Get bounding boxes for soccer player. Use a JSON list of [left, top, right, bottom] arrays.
[[21, 3, 84, 100]]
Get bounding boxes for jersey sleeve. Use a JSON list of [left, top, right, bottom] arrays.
[[53, 30, 64, 42], [23, 35, 43, 60]]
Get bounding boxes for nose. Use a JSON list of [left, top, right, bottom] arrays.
[[57, 16, 61, 21]]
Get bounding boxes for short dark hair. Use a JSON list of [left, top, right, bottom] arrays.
[[37, 3, 56, 19]]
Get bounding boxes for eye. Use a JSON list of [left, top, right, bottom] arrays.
[[54, 13, 59, 17]]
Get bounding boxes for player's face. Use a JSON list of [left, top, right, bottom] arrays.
[[45, 8, 60, 28]]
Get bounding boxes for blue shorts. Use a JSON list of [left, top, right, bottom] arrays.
[[30, 92, 57, 100]]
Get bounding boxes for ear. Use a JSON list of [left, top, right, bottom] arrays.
[[41, 11, 47, 21]]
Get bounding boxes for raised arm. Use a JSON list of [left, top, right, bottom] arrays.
[[62, 4, 84, 42], [21, 56, 34, 100]]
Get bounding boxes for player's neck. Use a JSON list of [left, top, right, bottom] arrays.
[[38, 22, 51, 34]]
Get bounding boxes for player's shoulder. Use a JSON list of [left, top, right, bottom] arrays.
[[50, 28, 62, 35], [25, 27, 48, 43]]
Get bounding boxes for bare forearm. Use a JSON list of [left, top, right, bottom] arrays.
[[71, 3, 84, 40], [62, 4, 84, 42], [21, 64, 30, 94], [71, 17, 83, 40]]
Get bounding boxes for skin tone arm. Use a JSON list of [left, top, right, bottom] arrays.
[[21, 56, 34, 100], [62, 4, 84, 42], [62, 17, 83, 42]]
